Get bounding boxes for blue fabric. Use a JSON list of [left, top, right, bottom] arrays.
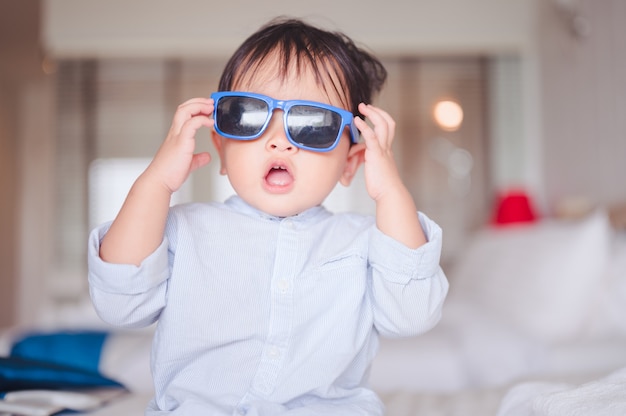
[[10, 331, 108, 374], [0, 356, 123, 391], [0, 331, 125, 392]]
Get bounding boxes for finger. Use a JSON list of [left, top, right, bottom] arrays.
[[177, 114, 214, 143], [362, 104, 393, 140], [170, 99, 214, 136], [371, 106, 396, 140], [356, 105, 388, 149], [359, 103, 395, 148], [353, 116, 374, 144], [190, 152, 212, 172], [172, 100, 213, 128]]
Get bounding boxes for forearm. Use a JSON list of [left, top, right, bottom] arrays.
[[99, 172, 172, 266], [354, 104, 427, 249], [375, 183, 427, 250], [98, 98, 212, 266]]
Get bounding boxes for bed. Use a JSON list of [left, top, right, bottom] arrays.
[[2, 208, 626, 415]]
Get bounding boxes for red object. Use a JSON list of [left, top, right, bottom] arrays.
[[492, 190, 538, 225]]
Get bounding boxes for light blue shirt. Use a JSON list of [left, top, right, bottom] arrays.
[[88, 196, 448, 415]]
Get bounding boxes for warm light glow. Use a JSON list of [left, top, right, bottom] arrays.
[[433, 100, 463, 131], [42, 57, 58, 75]]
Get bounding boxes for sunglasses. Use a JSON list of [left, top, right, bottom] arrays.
[[211, 91, 358, 152]]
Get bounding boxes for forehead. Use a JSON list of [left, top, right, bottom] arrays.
[[230, 49, 350, 110]]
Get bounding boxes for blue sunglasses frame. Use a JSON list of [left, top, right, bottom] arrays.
[[211, 91, 359, 152]]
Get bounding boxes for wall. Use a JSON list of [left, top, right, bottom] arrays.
[[538, 0, 626, 214], [0, 81, 18, 328], [42, 0, 533, 58], [0, 0, 44, 328]]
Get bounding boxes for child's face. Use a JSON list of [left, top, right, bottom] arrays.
[[212, 56, 364, 217]]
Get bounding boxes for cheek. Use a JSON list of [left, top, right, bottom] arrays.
[[221, 141, 250, 171], [302, 154, 348, 189], [220, 143, 261, 187]]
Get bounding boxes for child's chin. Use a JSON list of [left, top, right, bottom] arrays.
[[253, 198, 311, 218]]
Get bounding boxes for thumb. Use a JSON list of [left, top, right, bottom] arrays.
[[189, 152, 212, 173]]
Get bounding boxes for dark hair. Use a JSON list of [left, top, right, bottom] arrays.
[[217, 17, 387, 115]]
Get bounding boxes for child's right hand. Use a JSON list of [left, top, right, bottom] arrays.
[[144, 98, 214, 194], [99, 98, 214, 265]]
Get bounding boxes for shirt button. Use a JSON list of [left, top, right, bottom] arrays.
[[277, 279, 290, 294], [268, 346, 281, 358]]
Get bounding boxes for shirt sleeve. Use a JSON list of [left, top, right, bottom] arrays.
[[368, 211, 449, 338], [87, 222, 170, 328]]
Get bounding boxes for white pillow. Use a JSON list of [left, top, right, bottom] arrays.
[[447, 210, 611, 343], [100, 330, 154, 394]]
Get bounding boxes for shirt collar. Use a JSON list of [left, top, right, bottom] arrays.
[[224, 195, 330, 224]]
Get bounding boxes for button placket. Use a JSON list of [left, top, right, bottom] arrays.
[[250, 218, 299, 398]]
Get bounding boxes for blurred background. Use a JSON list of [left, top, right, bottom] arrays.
[[1, 0, 624, 328]]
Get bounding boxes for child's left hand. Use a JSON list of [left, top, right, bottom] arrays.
[[354, 103, 427, 249], [353, 103, 405, 203]]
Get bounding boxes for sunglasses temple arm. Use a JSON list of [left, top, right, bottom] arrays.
[[349, 123, 361, 144]]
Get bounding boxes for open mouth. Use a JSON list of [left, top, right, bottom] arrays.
[[265, 163, 294, 188]]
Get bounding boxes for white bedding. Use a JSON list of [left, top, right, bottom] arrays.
[[84, 389, 509, 416], [497, 366, 626, 416], [4, 210, 626, 415]]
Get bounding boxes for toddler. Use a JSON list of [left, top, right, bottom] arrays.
[[88, 17, 448, 416]]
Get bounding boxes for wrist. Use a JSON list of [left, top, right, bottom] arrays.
[[133, 169, 175, 202]]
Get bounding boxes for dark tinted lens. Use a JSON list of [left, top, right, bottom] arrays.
[[216, 96, 269, 137], [286, 105, 342, 149]]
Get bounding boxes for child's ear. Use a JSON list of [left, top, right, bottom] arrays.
[[211, 131, 227, 175], [339, 143, 366, 186]]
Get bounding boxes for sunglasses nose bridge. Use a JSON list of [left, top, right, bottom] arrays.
[[264, 107, 296, 152]]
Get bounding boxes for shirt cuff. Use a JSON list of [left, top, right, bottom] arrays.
[[369, 211, 443, 283], [87, 223, 170, 295]]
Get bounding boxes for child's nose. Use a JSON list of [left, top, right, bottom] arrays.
[[265, 111, 296, 152]]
